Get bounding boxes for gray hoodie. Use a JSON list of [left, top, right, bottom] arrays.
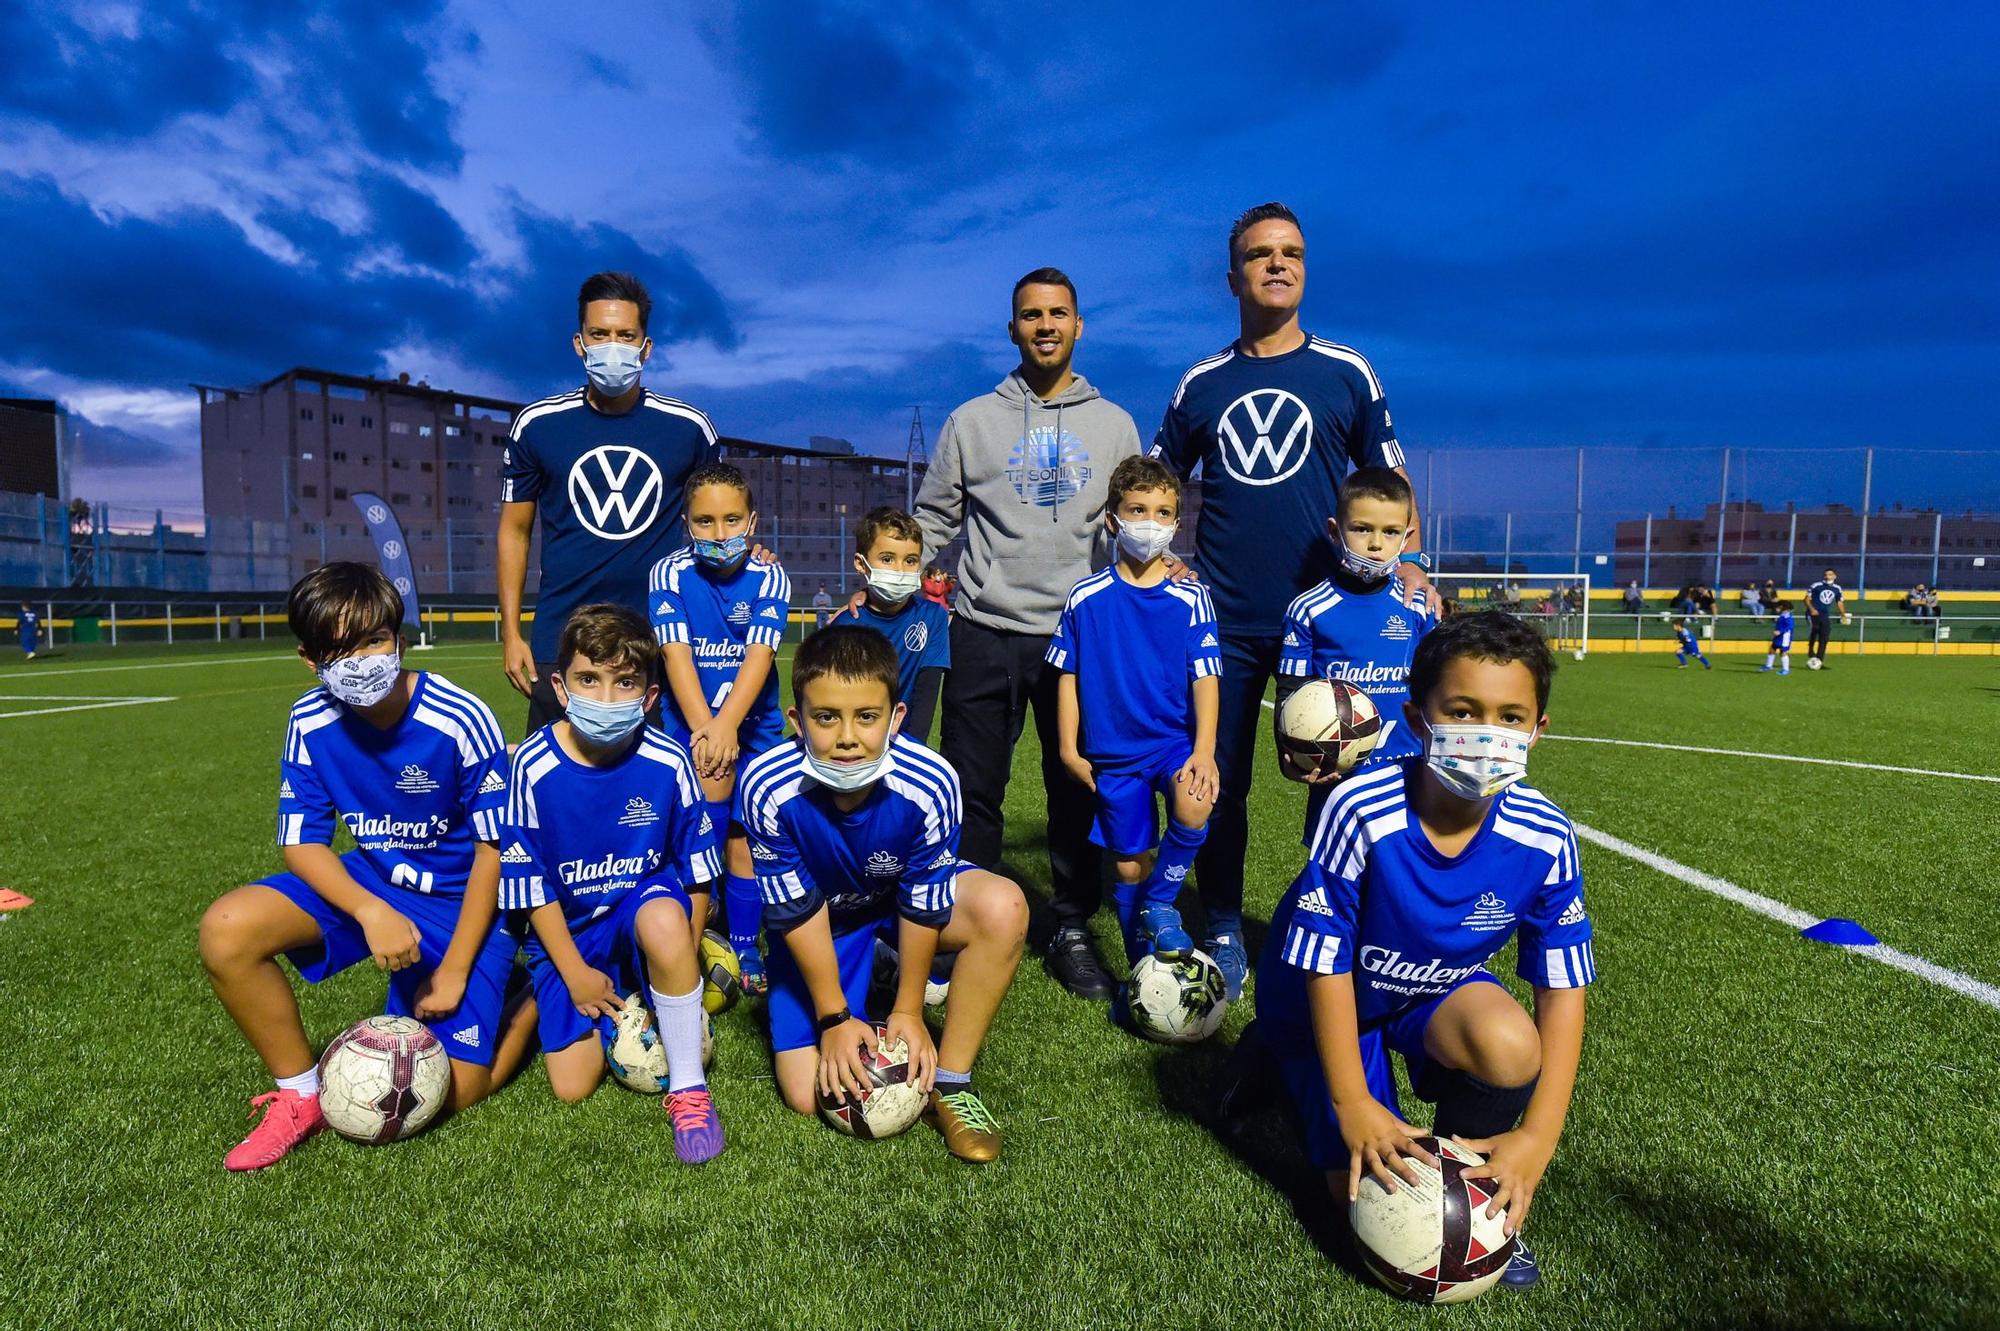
[[915, 370, 1142, 636]]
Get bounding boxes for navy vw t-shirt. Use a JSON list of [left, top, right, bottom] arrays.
[[1151, 335, 1404, 637], [500, 387, 718, 662]]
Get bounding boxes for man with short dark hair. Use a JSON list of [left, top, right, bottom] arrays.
[[1151, 202, 1427, 999], [1804, 567, 1847, 666], [914, 267, 1143, 1000], [496, 271, 719, 730]]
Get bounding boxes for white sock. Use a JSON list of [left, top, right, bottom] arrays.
[[1781, 653, 1790, 669], [650, 983, 707, 1092], [1765, 652, 1775, 667], [276, 1066, 320, 1097]]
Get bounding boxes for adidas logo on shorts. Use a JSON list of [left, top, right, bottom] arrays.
[[1556, 895, 1587, 927], [451, 1026, 481, 1047], [478, 769, 506, 795]]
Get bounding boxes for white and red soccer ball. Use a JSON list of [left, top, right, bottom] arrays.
[[1350, 1135, 1517, 1304], [1277, 679, 1384, 780], [816, 1025, 925, 1139], [317, 1015, 452, 1144]]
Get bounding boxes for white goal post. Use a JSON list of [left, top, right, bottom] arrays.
[[1431, 573, 1590, 659]]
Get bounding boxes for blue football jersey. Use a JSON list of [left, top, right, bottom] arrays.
[[1807, 581, 1843, 617], [1278, 576, 1433, 762], [1150, 336, 1405, 636], [500, 388, 719, 662], [1279, 760, 1595, 1026], [497, 724, 722, 926], [828, 595, 951, 707], [648, 549, 791, 742], [276, 672, 508, 898], [1675, 626, 1698, 650], [1775, 609, 1795, 638], [738, 735, 962, 936], [1045, 568, 1223, 769]]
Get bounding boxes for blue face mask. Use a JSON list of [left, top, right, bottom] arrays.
[[582, 341, 643, 395], [563, 690, 647, 746], [693, 532, 750, 572]]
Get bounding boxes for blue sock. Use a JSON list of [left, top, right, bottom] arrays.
[[1143, 819, 1207, 911], [725, 873, 761, 955], [1113, 878, 1142, 962]]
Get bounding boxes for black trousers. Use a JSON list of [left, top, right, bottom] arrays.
[[1194, 632, 1283, 935], [1807, 616, 1832, 659], [941, 617, 1102, 930]]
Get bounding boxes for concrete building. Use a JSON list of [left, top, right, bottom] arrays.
[[1612, 501, 2000, 591], [197, 367, 926, 596]]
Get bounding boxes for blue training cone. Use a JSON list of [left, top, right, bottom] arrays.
[[1801, 918, 1878, 946]]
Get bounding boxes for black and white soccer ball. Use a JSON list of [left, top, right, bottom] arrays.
[[1806, 656, 1823, 670], [1350, 1135, 1516, 1304], [1277, 679, 1383, 782], [1127, 949, 1229, 1044]]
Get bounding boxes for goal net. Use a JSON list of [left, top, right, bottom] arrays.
[[1431, 573, 1590, 658]]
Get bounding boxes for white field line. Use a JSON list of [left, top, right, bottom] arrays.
[[1257, 697, 1999, 784], [0, 696, 175, 720], [1544, 734, 2000, 784], [0, 643, 496, 681], [1573, 823, 2000, 1013]]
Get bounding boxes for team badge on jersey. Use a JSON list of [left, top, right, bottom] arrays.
[[396, 764, 440, 794], [865, 850, 904, 878], [1217, 388, 1313, 486], [727, 600, 752, 626], [618, 796, 659, 828], [1459, 891, 1515, 933], [904, 622, 929, 652]]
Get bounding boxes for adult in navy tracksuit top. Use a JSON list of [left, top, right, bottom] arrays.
[[1149, 203, 1427, 983], [497, 271, 718, 731]]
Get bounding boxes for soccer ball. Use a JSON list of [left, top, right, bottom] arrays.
[[604, 996, 715, 1093], [1127, 949, 1230, 1044], [1807, 657, 1823, 670], [700, 930, 743, 1014], [1350, 1135, 1516, 1304], [318, 1015, 451, 1144], [816, 1026, 925, 1139], [1276, 679, 1382, 781]]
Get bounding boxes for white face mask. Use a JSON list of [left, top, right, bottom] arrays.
[[319, 649, 401, 708], [1339, 530, 1408, 580], [803, 732, 899, 792], [1422, 722, 1533, 801], [1116, 518, 1177, 563], [582, 341, 643, 395], [865, 567, 922, 605]]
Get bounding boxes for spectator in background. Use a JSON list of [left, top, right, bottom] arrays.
[[1761, 577, 1778, 613], [1742, 582, 1763, 618], [1623, 580, 1645, 614], [1694, 585, 1717, 616], [811, 581, 833, 629], [1923, 586, 1941, 617], [922, 565, 954, 612]]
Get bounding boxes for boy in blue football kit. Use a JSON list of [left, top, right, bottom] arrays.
[[1276, 467, 1435, 836], [649, 463, 791, 993], [501, 605, 726, 1162], [1672, 619, 1712, 670], [1050, 456, 1221, 966], [738, 627, 1027, 1162], [1761, 600, 1795, 674], [16, 602, 37, 659], [1241, 612, 1593, 1289], [198, 563, 530, 1171], [827, 506, 951, 745]]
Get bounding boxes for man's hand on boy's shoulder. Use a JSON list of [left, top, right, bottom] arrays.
[[1399, 564, 1433, 609], [1163, 552, 1200, 584]]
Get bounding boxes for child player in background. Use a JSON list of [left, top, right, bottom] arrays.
[[649, 463, 791, 993], [1274, 466, 1436, 840], [1049, 455, 1221, 971], [827, 506, 951, 745], [500, 604, 726, 1162], [197, 562, 530, 1171], [739, 626, 1028, 1162], [1672, 619, 1712, 670], [16, 601, 38, 660], [1760, 600, 1794, 675], [1241, 611, 1595, 1290]]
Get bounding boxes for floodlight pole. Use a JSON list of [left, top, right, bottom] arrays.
[[1572, 448, 1584, 575], [1714, 447, 1729, 589], [1857, 447, 1874, 596]]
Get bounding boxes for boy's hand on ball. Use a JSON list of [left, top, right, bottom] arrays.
[[1337, 1095, 1434, 1201], [412, 965, 467, 1019], [1454, 1128, 1554, 1235], [884, 1010, 935, 1092], [817, 1018, 880, 1101], [359, 902, 423, 971]]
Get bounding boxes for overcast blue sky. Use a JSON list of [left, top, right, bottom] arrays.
[[1, 1, 1993, 515]]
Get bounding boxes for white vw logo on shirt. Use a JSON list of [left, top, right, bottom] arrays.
[[1216, 388, 1313, 487], [567, 445, 663, 540]]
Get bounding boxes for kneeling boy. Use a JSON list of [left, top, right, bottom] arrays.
[[1248, 611, 1594, 1288], [198, 563, 529, 1170], [501, 604, 726, 1161], [737, 626, 1027, 1162]]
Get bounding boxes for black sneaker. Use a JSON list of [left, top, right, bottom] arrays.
[[1501, 1235, 1540, 1288], [1044, 926, 1113, 1000]]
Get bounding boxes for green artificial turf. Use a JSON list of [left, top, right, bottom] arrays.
[[1, 642, 1996, 1329]]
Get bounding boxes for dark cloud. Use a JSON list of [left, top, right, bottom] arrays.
[[358, 174, 476, 273], [0, 1, 464, 169], [577, 50, 639, 92], [0, 175, 735, 399]]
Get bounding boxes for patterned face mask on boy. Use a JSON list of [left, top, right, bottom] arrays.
[[319, 649, 400, 708], [1339, 531, 1407, 581], [1421, 722, 1532, 800]]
